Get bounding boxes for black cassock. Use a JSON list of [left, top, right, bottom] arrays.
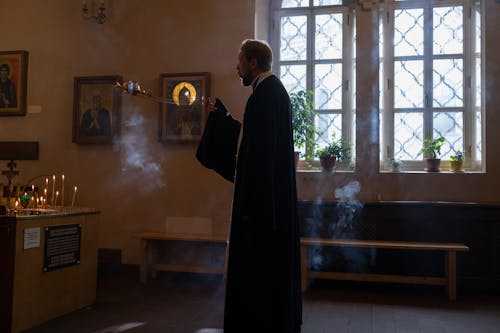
[[196, 75, 302, 333]]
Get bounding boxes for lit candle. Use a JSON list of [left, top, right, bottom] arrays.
[[51, 175, 56, 206], [31, 184, 35, 193], [61, 175, 65, 206], [71, 186, 78, 208], [55, 191, 59, 207], [44, 188, 47, 198], [15, 200, 18, 210]]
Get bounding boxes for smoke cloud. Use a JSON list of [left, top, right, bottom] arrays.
[[113, 107, 165, 194]]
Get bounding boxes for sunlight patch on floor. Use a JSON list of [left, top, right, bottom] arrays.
[[91, 322, 146, 333]]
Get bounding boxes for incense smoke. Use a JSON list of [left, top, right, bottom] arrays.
[[114, 107, 165, 194], [309, 181, 370, 271]]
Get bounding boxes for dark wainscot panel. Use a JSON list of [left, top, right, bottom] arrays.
[[298, 201, 500, 293]]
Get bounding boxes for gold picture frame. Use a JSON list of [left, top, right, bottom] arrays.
[[72, 75, 122, 144], [0, 50, 29, 116], [159, 72, 210, 142]]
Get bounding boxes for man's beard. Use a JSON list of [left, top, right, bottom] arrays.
[[241, 72, 253, 87]]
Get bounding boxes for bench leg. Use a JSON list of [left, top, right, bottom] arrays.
[[300, 244, 309, 292], [139, 239, 149, 284], [445, 251, 457, 301]]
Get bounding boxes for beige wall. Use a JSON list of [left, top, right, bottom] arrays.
[[0, 0, 499, 264]]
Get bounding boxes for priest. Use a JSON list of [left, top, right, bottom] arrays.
[[197, 39, 302, 333]]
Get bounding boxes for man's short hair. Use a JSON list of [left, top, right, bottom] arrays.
[[240, 39, 273, 71], [0, 64, 9, 73]]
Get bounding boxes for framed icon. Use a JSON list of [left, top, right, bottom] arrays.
[[0, 50, 29, 116], [159, 72, 210, 142], [72, 75, 122, 144]]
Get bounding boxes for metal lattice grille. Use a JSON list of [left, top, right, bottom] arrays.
[[433, 112, 463, 159], [281, 65, 307, 94], [394, 112, 423, 160], [433, 6, 463, 55], [281, 0, 309, 8], [433, 59, 463, 108], [315, 14, 343, 59], [280, 16, 307, 61], [394, 60, 424, 108], [315, 64, 343, 110], [276, 0, 354, 163], [383, 0, 483, 169], [394, 9, 423, 56], [316, 113, 342, 150]]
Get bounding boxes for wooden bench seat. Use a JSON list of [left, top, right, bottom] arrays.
[[132, 232, 229, 283], [300, 238, 469, 301]]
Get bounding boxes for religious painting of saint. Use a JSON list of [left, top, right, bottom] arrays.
[[0, 51, 28, 116], [159, 72, 210, 142], [72, 75, 122, 144]]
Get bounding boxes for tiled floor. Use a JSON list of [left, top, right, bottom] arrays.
[[25, 274, 500, 333]]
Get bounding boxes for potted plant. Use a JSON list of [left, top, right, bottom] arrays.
[[449, 150, 464, 172], [290, 90, 318, 166], [387, 158, 403, 172], [421, 136, 445, 172], [315, 137, 352, 172]]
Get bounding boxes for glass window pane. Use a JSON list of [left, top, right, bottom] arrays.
[[433, 59, 463, 108], [281, 65, 307, 94], [315, 63, 342, 110], [394, 112, 423, 160], [314, 0, 342, 5], [281, 0, 308, 8], [280, 16, 308, 61], [433, 112, 463, 159], [475, 7, 481, 53], [315, 13, 343, 60], [433, 6, 463, 55], [476, 111, 482, 161], [475, 57, 481, 108], [394, 60, 424, 108], [394, 9, 423, 57], [315, 113, 342, 150]]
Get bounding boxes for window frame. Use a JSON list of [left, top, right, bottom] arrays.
[[380, 0, 484, 172], [270, 0, 356, 166]]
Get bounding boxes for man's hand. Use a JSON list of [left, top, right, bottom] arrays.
[[204, 97, 217, 112]]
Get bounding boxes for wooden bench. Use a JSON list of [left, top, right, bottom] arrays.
[[132, 232, 229, 283], [300, 238, 469, 301]]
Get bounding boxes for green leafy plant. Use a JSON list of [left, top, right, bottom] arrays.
[[290, 90, 318, 160], [315, 136, 352, 163], [421, 137, 445, 159], [450, 150, 464, 161], [387, 158, 403, 171]]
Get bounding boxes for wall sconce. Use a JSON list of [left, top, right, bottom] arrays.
[[82, 0, 106, 24]]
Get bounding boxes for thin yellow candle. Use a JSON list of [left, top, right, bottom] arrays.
[[71, 186, 77, 208], [51, 175, 56, 206], [44, 188, 47, 198], [61, 175, 65, 206], [55, 191, 59, 207], [45, 178, 48, 192]]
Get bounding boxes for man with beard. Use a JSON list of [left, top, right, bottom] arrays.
[[200, 39, 302, 333]]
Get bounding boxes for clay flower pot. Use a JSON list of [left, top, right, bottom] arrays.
[[450, 160, 463, 172], [320, 155, 336, 172], [426, 158, 441, 172]]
